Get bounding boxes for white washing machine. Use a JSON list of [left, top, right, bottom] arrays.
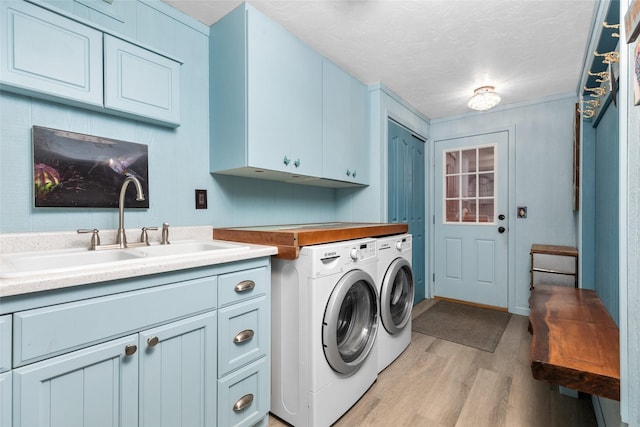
[[376, 234, 414, 373], [271, 238, 379, 427]]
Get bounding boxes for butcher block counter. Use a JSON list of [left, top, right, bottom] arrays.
[[213, 222, 408, 259]]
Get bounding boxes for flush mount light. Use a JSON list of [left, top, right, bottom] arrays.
[[467, 86, 501, 111]]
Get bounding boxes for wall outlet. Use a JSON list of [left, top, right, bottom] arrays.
[[195, 189, 207, 209]]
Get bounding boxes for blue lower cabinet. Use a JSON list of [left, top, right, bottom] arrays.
[[217, 357, 270, 427], [4, 259, 271, 426], [139, 311, 217, 427], [0, 371, 10, 427], [13, 334, 140, 427]]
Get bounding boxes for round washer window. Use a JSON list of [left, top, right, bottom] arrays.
[[381, 258, 414, 334], [323, 269, 378, 376]]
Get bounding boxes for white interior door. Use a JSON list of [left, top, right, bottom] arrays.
[[434, 132, 508, 308]]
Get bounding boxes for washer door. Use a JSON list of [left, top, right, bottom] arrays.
[[322, 269, 378, 376], [381, 258, 414, 335]]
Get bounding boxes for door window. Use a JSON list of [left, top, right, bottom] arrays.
[[444, 145, 496, 224]]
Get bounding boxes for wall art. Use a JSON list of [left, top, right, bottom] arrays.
[[33, 126, 149, 208]]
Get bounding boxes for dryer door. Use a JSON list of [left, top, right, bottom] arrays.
[[322, 269, 378, 376], [381, 258, 414, 335]]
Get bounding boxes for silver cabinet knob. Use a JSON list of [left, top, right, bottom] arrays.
[[293, 159, 300, 168], [234, 280, 255, 293], [147, 336, 159, 347], [283, 156, 290, 166], [233, 329, 255, 344], [233, 394, 254, 412], [124, 344, 137, 356]]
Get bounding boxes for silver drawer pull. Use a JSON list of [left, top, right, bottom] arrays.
[[233, 393, 254, 412], [233, 329, 255, 344], [234, 280, 255, 293]]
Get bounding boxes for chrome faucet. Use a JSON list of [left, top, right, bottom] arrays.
[[116, 174, 145, 248]]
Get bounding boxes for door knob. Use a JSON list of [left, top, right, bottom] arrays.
[[498, 214, 505, 220], [498, 226, 506, 234]]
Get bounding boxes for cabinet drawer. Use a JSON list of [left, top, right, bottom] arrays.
[[218, 357, 269, 427], [218, 296, 269, 377], [218, 267, 267, 307], [13, 276, 217, 367], [0, 315, 10, 373]]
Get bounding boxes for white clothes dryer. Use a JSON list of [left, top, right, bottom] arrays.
[[271, 238, 379, 427], [376, 234, 414, 373]]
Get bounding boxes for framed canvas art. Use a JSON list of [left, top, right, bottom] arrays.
[[33, 126, 149, 208]]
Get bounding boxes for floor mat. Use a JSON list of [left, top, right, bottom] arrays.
[[412, 300, 511, 352]]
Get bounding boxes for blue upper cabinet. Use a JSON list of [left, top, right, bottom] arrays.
[[210, 3, 323, 182], [0, 0, 104, 107], [322, 59, 368, 185], [0, 0, 181, 127], [104, 34, 181, 127]]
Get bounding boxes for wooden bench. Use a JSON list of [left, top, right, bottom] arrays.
[[528, 284, 620, 400]]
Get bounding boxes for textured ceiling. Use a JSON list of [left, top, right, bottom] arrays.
[[163, 0, 598, 120]]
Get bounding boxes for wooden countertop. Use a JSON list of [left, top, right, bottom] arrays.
[[528, 284, 620, 400], [213, 222, 408, 259]]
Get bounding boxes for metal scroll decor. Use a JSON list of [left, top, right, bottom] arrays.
[[33, 126, 149, 208]]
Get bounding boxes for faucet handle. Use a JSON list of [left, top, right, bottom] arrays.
[[77, 229, 101, 250], [161, 222, 170, 245], [140, 227, 158, 245]]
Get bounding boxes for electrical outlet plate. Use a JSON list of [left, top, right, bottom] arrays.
[[517, 206, 527, 218], [195, 189, 207, 209]]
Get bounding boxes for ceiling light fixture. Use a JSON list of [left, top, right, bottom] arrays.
[[467, 86, 501, 111]]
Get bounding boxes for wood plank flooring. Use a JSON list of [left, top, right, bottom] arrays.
[[269, 299, 597, 427]]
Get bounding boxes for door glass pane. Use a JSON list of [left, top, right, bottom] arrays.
[[443, 144, 496, 224], [461, 149, 477, 173], [446, 175, 459, 198], [479, 147, 494, 172], [479, 173, 494, 197], [462, 199, 476, 222], [446, 151, 459, 174], [446, 200, 459, 222], [479, 199, 494, 222], [462, 174, 476, 197]]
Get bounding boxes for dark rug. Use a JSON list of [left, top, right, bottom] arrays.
[[412, 300, 511, 352]]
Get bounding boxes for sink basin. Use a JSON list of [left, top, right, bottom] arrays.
[[133, 240, 250, 257], [0, 248, 143, 278], [0, 240, 252, 279]]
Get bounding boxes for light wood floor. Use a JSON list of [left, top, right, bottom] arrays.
[[269, 299, 597, 427]]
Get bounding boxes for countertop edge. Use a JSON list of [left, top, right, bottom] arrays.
[[0, 244, 277, 298]]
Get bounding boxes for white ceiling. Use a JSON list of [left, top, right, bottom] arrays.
[[163, 0, 598, 120]]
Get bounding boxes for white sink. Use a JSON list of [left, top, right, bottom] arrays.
[[0, 248, 144, 278], [0, 240, 251, 279], [133, 240, 250, 258]]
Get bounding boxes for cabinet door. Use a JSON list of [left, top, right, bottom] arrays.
[[0, 371, 10, 427], [322, 59, 368, 184], [13, 335, 139, 427], [139, 311, 217, 427], [104, 34, 181, 127], [0, 0, 103, 107], [0, 315, 10, 373], [247, 6, 322, 176]]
